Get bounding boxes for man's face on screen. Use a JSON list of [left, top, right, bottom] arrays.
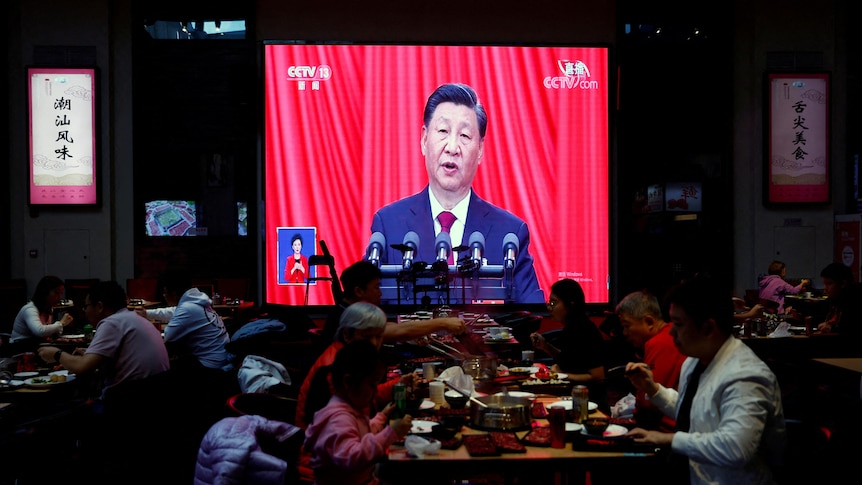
[[422, 102, 484, 202]]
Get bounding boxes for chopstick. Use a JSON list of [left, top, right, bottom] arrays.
[[446, 380, 488, 408], [425, 341, 462, 361], [607, 364, 652, 378], [464, 314, 483, 327], [430, 337, 466, 358]]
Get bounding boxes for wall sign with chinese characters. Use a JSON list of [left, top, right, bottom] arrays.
[[665, 181, 702, 212], [28, 67, 98, 206], [766, 72, 829, 205]]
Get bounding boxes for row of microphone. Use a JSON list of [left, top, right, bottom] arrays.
[[365, 230, 520, 271]]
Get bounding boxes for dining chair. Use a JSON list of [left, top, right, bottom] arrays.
[[126, 277, 160, 302], [64, 278, 100, 307], [216, 277, 250, 301]]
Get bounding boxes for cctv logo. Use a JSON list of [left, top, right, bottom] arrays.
[[543, 60, 598, 90], [286, 65, 333, 81]]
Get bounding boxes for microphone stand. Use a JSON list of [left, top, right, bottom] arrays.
[[389, 245, 411, 310], [457, 256, 480, 305]]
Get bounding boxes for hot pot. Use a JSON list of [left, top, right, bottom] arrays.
[[469, 394, 532, 431], [458, 355, 498, 380]]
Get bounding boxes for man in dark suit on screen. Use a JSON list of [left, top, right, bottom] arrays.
[[371, 83, 544, 303]]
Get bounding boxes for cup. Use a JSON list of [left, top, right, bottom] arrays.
[[571, 385, 590, 424], [521, 350, 535, 364], [423, 362, 437, 380], [429, 381, 445, 404], [549, 406, 567, 448]]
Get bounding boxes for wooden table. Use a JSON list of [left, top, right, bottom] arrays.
[[213, 300, 255, 319], [783, 295, 830, 321], [739, 333, 851, 362], [812, 357, 862, 374], [127, 299, 162, 309], [0, 368, 93, 483], [380, 395, 660, 485]]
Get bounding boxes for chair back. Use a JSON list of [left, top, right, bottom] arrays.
[[64, 278, 99, 308], [216, 278, 250, 301], [227, 392, 299, 424], [126, 277, 160, 302], [304, 255, 336, 305]]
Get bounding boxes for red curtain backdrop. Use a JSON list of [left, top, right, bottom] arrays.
[[264, 44, 610, 305]]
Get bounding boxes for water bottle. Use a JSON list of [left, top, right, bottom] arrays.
[[392, 383, 406, 419]]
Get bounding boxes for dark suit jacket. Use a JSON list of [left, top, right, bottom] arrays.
[[371, 186, 544, 303]]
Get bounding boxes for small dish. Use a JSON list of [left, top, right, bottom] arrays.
[[565, 422, 584, 432], [410, 420, 439, 435], [13, 372, 38, 379], [583, 418, 610, 435], [418, 399, 436, 410], [580, 423, 627, 439], [494, 390, 535, 399]]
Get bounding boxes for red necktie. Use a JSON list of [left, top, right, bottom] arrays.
[[438, 211, 456, 264]]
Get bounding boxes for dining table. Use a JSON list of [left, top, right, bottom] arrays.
[[379, 384, 662, 485], [212, 300, 256, 323], [0, 361, 94, 482]]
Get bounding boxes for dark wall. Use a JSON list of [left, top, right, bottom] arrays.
[[131, 2, 258, 285]]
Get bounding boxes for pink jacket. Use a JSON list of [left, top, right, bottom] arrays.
[[194, 415, 302, 485], [303, 396, 398, 485], [759, 274, 804, 313]]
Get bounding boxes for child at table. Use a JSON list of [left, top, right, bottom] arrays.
[[303, 340, 412, 485]]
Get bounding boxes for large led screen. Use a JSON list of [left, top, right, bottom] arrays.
[[264, 43, 610, 306]]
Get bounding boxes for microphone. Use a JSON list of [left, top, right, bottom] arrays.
[[468, 231, 485, 268], [435, 231, 452, 264], [366, 232, 385, 267], [402, 231, 419, 270], [503, 233, 519, 270]]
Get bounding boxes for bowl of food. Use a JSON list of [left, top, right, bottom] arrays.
[[486, 326, 512, 340], [583, 418, 610, 436], [444, 390, 469, 409], [508, 367, 533, 377]]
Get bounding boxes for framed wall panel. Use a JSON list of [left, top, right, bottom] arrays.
[[765, 72, 829, 205], [28, 67, 98, 206]]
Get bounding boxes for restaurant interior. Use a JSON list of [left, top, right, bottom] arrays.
[[2, 0, 862, 484]]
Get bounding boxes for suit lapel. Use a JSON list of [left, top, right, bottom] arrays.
[[464, 191, 492, 237]]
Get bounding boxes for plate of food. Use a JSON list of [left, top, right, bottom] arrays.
[[410, 420, 439, 435], [531, 372, 568, 380], [24, 374, 76, 388], [547, 400, 599, 412], [508, 366, 540, 376], [580, 423, 628, 439]]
